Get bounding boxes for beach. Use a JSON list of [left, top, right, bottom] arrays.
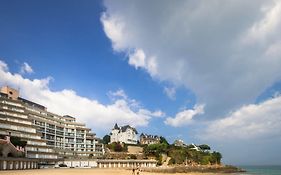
[[0, 168, 232, 175]]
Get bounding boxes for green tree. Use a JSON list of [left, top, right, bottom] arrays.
[[102, 135, 110, 144], [212, 151, 222, 164], [168, 148, 186, 164], [199, 144, 211, 151], [10, 136, 27, 147], [144, 143, 168, 155], [160, 136, 169, 145]]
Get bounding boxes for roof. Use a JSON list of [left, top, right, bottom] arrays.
[[112, 123, 138, 134], [140, 133, 160, 139], [120, 125, 138, 134], [63, 115, 75, 119], [114, 123, 119, 129], [18, 97, 46, 110]]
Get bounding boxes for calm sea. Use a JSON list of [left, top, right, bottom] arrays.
[[237, 165, 281, 175]]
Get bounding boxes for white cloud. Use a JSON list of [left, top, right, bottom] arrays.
[[165, 104, 204, 127], [20, 62, 34, 74], [200, 96, 281, 141], [0, 60, 162, 132], [103, 0, 281, 164], [196, 96, 281, 165], [163, 86, 176, 100], [0, 60, 8, 71], [108, 89, 128, 99], [138, 109, 165, 118], [243, 0, 281, 44], [128, 49, 146, 69], [100, 12, 127, 51], [101, 0, 281, 121], [127, 49, 158, 76]]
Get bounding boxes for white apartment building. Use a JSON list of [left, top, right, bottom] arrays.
[[0, 88, 58, 164], [110, 123, 138, 144], [0, 86, 104, 160]]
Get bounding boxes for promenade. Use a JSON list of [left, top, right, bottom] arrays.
[[0, 168, 227, 175]]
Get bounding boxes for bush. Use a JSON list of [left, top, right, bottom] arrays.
[[107, 142, 127, 152], [129, 154, 137, 159], [156, 154, 163, 165], [168, 158, 175, 165]]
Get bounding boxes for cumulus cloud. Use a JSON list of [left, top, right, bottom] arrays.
[[197, 95, 281, 165], [0, 60, 162, 132], [138, 109, 165, 118], [200, 96, 281, 141], [128, 49, 158, 76], [128, 49, 146, 69], [101, 0, 281, 121], [108, 89, 128, 100], [243, 0, 281, 44], [165, 104, 204, 127], [0, 60, 8, 71], [20, 62, 34, 74]]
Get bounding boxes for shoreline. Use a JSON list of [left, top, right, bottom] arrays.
[[140, 165, 246, 174], [0, 168, 244, 175]]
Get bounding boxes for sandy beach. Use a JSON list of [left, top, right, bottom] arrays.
[[0, 168, 231, 175]]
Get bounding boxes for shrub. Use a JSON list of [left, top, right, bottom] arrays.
[[129, 154, 137, 159]]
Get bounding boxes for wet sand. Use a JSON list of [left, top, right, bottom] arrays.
[[0, 168, 230, 175]]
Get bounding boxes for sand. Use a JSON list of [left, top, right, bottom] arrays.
[[0, 168, 230, 175]]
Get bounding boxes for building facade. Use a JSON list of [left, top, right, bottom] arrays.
[[140, 133, 160, 145], [110, 123, 138, 144], [0, 86, 104, 162]]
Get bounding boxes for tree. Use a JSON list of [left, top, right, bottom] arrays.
[[160, 136, 169, 145], [144, 143, 168, 155], [212, 151, 222, 164], [168, 149, 186, 164], [107, 142, 127, 152], [114, 143, 123, 152], [102, 135, 110, 144], [10, 136, 27, 147], [199, 144, 211, 151]]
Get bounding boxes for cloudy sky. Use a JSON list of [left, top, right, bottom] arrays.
[[1, 0, 281, 165]]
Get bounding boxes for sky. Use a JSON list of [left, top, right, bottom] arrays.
[[0, 0, 281, 165]]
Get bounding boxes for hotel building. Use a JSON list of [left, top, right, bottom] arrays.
[[0, 86, 104, 162]]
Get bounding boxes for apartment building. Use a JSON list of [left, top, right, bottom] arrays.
[[0, 89, 58, 164], [0, 86, 104, 160]]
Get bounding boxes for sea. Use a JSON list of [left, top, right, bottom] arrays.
[[237, 165, 281, 175]]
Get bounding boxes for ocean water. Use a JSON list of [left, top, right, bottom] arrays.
[[238, 165, 281, 175]]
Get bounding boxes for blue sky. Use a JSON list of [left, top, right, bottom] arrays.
[[0, 0, 194, 111], [0, 0, 196, 142], [1, 0, 281, 165]]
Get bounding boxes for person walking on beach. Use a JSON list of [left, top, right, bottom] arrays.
[[136, 167, 140, 175], [132, 168, 135, 175]]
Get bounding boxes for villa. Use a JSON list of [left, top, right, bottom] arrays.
[[110, 123, 138, 144], [140, 133, 160, 145]]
